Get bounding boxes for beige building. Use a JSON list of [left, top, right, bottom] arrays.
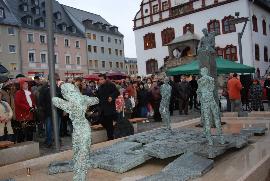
[[125, 58, 138, 76]]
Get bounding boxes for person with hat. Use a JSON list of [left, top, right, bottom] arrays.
[[14, 80, 36, 142]]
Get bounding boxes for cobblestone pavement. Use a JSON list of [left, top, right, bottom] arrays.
[[36, 109, 201, 156]]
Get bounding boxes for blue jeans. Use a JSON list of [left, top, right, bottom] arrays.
[[45, 115, 61, 145], [139, 106, 148, 118]]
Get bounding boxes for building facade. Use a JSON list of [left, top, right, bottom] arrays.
[[134, 0, 270, 76], [63, 6, 126, 74], [125, 58, 138, 76], [3, 0, 87, 79], [0, 0, 21, 78]]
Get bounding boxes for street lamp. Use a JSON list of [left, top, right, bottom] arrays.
[[229, 12, 249, 65]]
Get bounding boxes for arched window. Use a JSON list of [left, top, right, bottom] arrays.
[[255, 44, 259, 61], [222, 16, 236, 34], [224, 45, 237, 61], [146, 59, 158, 74], [262, 19, 267, 35], [264, 46, 268, 62], [252, 15, 258, 32], [216, 47, 223, 57], [144, 33, 156, 50], [161, 28, 175, 46], [183, 23, 194, 34], [207, 20, 220, 35]]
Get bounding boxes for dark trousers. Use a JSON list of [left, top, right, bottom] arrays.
[[179, 99, 189, 114], [12, 120, 34, 143], [189, 93, 198, 109], [152, 101, 161, 122], [100, 115, 115, 140]]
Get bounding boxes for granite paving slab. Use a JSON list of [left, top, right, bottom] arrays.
[[240, 127, 268, 136], [48, 160, 74, 175]]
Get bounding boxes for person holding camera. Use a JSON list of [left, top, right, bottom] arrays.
[[14, 80, 36, 142], [0, 91, 14, 141]]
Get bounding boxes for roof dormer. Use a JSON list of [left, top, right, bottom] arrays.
[[54, 12, 61, 20], [110, 26, 118, 33], [20, 3, 28, 12], [35, 17, 45, 28], [0, 7, 5, 19], [58, 22, 67, 31], [32, 6, 40, 15], [22, 15, 33, 25], [31, 0, 39, 6], [93, 22, 103, 29], [69, 26, 76, 33]]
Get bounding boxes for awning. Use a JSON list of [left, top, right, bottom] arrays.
[[166, 57, 255, 76]]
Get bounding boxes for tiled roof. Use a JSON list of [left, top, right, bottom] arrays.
[[3, 0, 84, 37], [0, 0, 20, 26], [254, 0, 270, 11]]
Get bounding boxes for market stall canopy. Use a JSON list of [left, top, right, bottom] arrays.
[[166, 57, 255, 76]]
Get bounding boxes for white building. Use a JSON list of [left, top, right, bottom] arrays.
[[133, 0, 270, 76]]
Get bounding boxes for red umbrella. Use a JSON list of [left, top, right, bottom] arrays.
[[106, 71, 127, 80], [83, 74, 100, 81]]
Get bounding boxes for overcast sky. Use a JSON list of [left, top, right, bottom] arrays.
[[58, 0, 141, 58]]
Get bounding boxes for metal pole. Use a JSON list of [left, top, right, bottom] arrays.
[[46, 0, 60, 151], [238, 33, 243, 64]]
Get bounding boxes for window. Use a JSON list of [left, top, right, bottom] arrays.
[[62, 24, 67, 31], [101, 36, 104, 42], [222, 16, 236, 34], [252, 15, 258, 32], [54, 53, 58, 64], [75, 41, 80, 48], [144, 33, 156, 50], [162, 1, 169, 11], [109, 62, 112, 68], [255, 44, 259, 61], [115, 39, 118, 44], [76, 57, 81, 65], [224, 45, 237, 61], [27, 33, 34, 43], [54, 37, 57, 45], [102, 61, 105, 68], [101, 47, 105, 53], [152, 4, 159, 14], [34, 8, 40, 15], [95, 60, 98, 68], [65, 55, 71, 64], [87, 33, 91, 39], [64, 39, 69, 47], [115, 49, 118, 56], [161, 27, 175, 45], [108, 48, 112, 54], [262, 19, 267, 35], [264, 46, 268, 62], [55, 12, 61, 20], [120, 50, 123, 56], [9, 45, 16, 53], [207, 20, 220, 35], [88, 45, 92, 52], [8, 27, 15, 35], [39, 19, 45, 28], [29, 51, 35, 62], [93, 46, 97, 53], [108, 37, 111, 43], [89, 60, 93, 67], [40, 35, 46, 44], [120, 62, 123, 69], [93, 34, 96, 40], [216, 47, 223, 57], [145, 9, 148, 14], [183, 23, 194, 34], [41, 53, 46, 63], [23, 5, 28, 12], [10, 63, 17, 71], [116, 62, 119, 68], [146, 59, 158, 74], [26, 17, 32, 25], [119, 40, 122, 44], [71, 27, 76, 33], [0, 8, 4, 18]]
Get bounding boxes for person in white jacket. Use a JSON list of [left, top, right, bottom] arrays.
[[0, 91, 14, 141]]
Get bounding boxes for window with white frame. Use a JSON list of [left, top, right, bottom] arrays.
[[23, 5, 28, 12], [39, 19, 45, 28], [26, 17, 32, 25], [65, 55, 71, 64], [64, 39, 69, 47], [62, 24, 67, 31], [8, 27, 15, 35], [9, 45, 16, 53], [40, 52, 46, 63], [28, 51, 35, 62], [0, 8, 4, 18], [75, 41, 80, 48], [27, 33, 34, 42], [76, 56, 81, 65], [56, 12, 61, 20], [40, 35, 46, 44], [54, 53, 58, 64], [102, 61, 105, 68]]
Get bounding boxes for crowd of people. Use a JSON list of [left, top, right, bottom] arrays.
[[0, 72, 270, 146]]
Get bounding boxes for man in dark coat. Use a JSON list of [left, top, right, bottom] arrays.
[[97, 74, 119, 140], [176, 76, 191, 115], [189, 76, 198, 109], [264, 75, 270, 108]]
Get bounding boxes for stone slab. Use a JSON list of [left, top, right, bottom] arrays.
[[48, 160, 73, 175], [240, 127, 268, 136], [0, 141, 39, 166], [140, 153, 213, 181]]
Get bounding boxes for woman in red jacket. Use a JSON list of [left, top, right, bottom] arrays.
[[14, 80, 36, 142]]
